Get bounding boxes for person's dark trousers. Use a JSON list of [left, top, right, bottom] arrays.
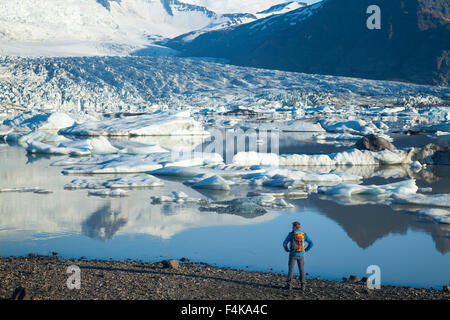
[[286, 255, 305, 288]]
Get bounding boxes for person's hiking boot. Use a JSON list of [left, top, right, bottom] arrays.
[[284, 284, 292, 290]]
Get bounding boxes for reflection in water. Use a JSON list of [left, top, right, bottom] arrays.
[[309, 195, 450, 254], [1, 140, 449, 287], [25, 152, 52, 164], [82, 204, 127, 241]]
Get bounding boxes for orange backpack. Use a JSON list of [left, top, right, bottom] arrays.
[[290, 231, 305, 252]]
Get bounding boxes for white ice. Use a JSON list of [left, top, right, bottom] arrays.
[[65, 174, 164, 190], [318, 179, 418, 198], [60, 111, 208, 136], [233, 149, 413, 167], [417, 209, 450, 224], [393, 193, 450, 208], [192, 175, 233, 191]]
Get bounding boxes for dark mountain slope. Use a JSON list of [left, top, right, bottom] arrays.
[[167, 0, 449, 86]]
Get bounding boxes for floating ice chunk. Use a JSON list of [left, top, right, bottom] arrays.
[[65, 175, 163, 190], [150, 195, 201, 204], [114, 141, 168, 155], [60, 111, 208, 136], [88, 189, 128, 197], [417, 209, 450, 224], [14, 130, 70, 147], [274, 198, 295, 208], [248, 195, 294, 208], [313, 133, 361, 141], [62, 155, 164, 174], [26, 140, 91, 156], [0, 187, 51, 194], [152, 163, 254, 179], [313, 132, 393, 143], [393, 193, 450, 207], [183, 173, 215, 185], [61, 151, 222, 174], [172, 191, 188, 199], [253, 195, 276, 206], [410, 160, 423, 173], [410, 161, 422, 169], [233, 149, 413, 166], [306, 185, 318, 194], [318, 179, 418, 198], [103, 175, 164, 189], [3, 112, 74, 131], [244, 167, 362, 188], [90, 136, 119, 155], [320, 119, 384, 135], [51, 154, 120, 166], [192, 175, 232, 191], [247, 190, 307, 198], [150, 195, 174, 204], [64, 178, 108, 190], [152, 166, 205, 178]]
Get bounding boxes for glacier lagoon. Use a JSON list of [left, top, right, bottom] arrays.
[[0, 56, 449, 290], [1, 133, 449, 289]]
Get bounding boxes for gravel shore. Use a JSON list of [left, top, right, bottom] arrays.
[[0, 255, 448, 300]]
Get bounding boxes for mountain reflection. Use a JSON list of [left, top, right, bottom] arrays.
[[309, 194, 450, 254], [82, 204, 127, 241]]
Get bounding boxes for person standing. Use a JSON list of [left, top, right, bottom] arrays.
[[283, 221, 314, 291]]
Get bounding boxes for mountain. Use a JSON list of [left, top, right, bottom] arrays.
[[166, 1, 308, 44], [179, 0, 306, 14], [0, 0, 292, 56], [167, 0, 450, 87]]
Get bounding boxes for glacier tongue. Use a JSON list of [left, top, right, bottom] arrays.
[[0, 56, 448, 115]]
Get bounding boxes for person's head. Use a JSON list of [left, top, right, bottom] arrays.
[[292, 221, 301, 229]]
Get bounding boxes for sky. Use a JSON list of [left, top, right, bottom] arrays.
[[181, 0, 321, 14]]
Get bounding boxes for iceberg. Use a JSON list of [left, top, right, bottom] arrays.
[[61, 152, 223, 174], [393, 193, 450, 207], [90, 136, 119, 155], [3, 112, 74, 131], [88, 189, 128, 197], [243, 166, 362, 188], [417, 209, 450, 224], [26, 140, 91, 156], [192, 175, 233, 191], [233, 148, 413, 167], [60, 111, 208, 136], [64, 175, 164, 190], [320, 119, 387, 136], [318, 179, 418, 198]]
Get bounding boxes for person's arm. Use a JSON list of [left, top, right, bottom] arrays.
[[283, 233, 292, 252], [305, 233, 314, 252]]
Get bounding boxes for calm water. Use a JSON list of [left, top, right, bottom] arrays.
[[1, 133, 449, 289]]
